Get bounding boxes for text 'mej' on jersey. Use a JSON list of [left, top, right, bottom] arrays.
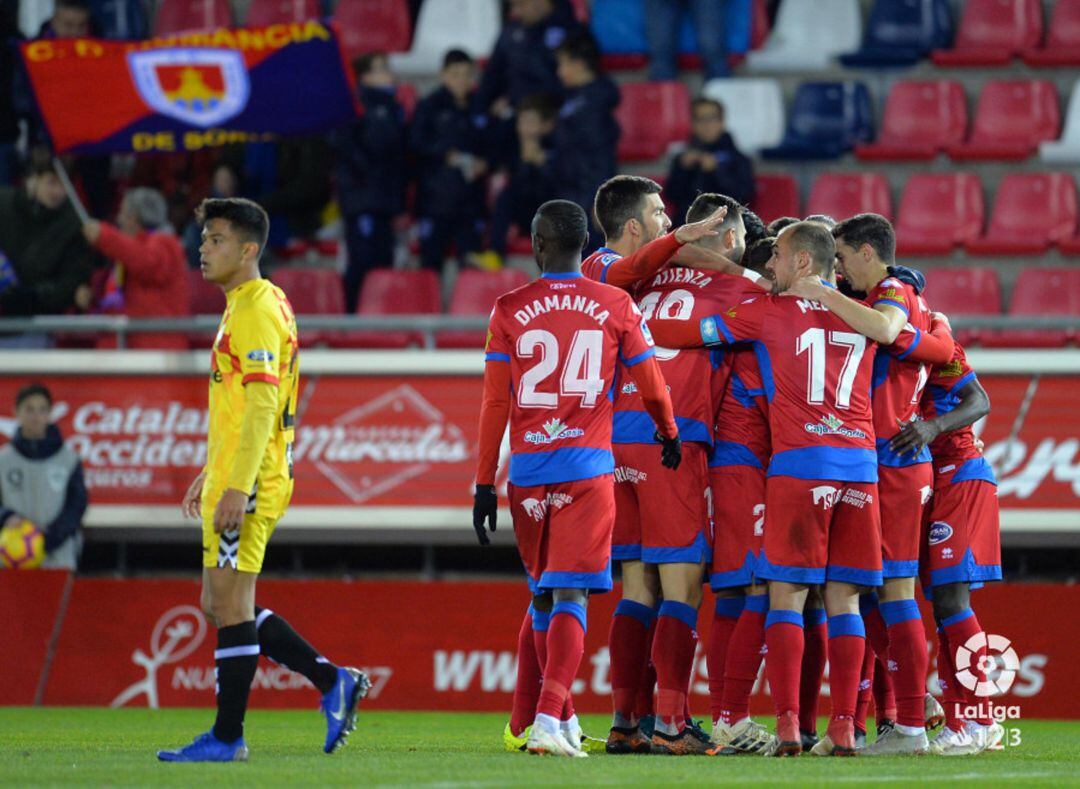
[[484, 272, 659, 487]]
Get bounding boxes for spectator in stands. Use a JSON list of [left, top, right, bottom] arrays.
[[411, 50, 489, 272], [666, 98, 754, 224], [334, 52, 408, 312], [0, 383, 87, 570], [0, 156, 95, 327], [81, 187, 191, 350], [37, 0, 92, 37], [645, 0, 733, 81], [767, 215, 799, 236], [482, 93, 559, 268], [550, 31, 619, 245]]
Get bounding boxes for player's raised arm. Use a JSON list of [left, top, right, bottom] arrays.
[[472, 311, 512, 544], [786, 276, 907, 345]]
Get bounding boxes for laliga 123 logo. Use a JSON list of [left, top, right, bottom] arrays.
[[128, 48, 250, 127], [955, 632, 1020, 697]]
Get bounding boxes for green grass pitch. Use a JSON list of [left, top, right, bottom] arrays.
[[3, 708, 1078, 787]]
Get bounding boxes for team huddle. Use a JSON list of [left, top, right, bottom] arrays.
[[474, 175, 1003, 758]]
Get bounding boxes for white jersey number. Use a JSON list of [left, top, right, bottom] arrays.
[[795, 328, 867, 410], [517, 329, 605, 408], [638, 289, 695, 361]]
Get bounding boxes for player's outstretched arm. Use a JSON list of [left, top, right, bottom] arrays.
[[645, 318, 710, 349], [891, 313, 955, 366], [890, 377, 990, 457], [473, 358, 510, 545], [786, 276, 906, 345]]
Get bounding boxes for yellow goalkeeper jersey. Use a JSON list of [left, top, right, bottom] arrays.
[[202, 277, 299, 521]]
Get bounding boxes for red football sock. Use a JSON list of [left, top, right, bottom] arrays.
[[880, 601, 928, 729], [826, 614, 865, 723], [561, 695, 575, 722], [873, 655, 897, 722], [510, 608, 542, 736], [635, 620, 658, 719], [720, 595, 767, 725], [863, 602, 891, 662], [652, 602, 699, 735], [609, 600, 654, 724], [536, 603, 586, 719], [764, 611, 804, 722], [799, 609, 828, 734], [854, 640, 875, 732], [707, 597, 744, 724], [936, 629, 965, 732], [942, 608, 992, 725]]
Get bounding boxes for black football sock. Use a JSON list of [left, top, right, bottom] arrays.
[[255, 606, 339, 694], [212, 621, 259, 743]]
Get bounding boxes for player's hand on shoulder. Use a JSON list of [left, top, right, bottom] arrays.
[[890, 420, 941, 457], [654, 430, 682, 470], [472, 484, 498, 546], [213, 488, 248, 534], [181, 471, 207, 520], [674, 205, 728, 244], [783, 275, 827, 302]]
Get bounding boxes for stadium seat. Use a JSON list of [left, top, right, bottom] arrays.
[[1041, 81, 1080, 164], [1023, 0, 1080, 66], [752, 174, 800, 223], [1059, 234, 1080, 254], [389, 0, 500, 76], [982, 268, 1080, 348], [616, 81, 691, 161], [947, 80, 1060, 161], [700, 78, 784, 155], [334, 0, 413, 64], [91, 0, 150, 39], [855, 80, 967, 161], [746, 0, 861, 71], [806, 173, 892, 223], [840, 0, 953, 67], [245, 0, 320, 26], [965, 173, 1078, 255], [923, 267, 1002, 346], [270, 267, 345, 347], [153, 0, 232, 35], [437, 269, 531, 348], [330, 268, 441, 348], [931, 0, 1042, 66], [760, 81, 874, 160], [895, 173, 984, 255]]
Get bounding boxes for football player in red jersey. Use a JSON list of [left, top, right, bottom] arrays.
[[473, 200, 681, 757]]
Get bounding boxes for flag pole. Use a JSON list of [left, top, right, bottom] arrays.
[[51, 157, 91, 225]]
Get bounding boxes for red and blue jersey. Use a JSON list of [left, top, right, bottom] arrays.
[[709, 346, 772, 470], [921, 342, 997, 487], [483, 272, 657, 486]]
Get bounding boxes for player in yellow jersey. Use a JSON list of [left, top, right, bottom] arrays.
[[158, 198, 368, 764]]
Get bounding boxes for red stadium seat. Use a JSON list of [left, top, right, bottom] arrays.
[[616, 82, 691, 162], [983, 268, 1080, 348], [923, 267, 1002, 346], [855, 80, 967, 161], [965, 173, 1078, 255], [1059, 234, 1080, 254], [270, 267, 345, 347], [334, 0, 413, 64], [245, 0, 320, 25], [947, 80, 1060, 161], [895, 174, 984, 255], [330, 268, 441, 348], [187, 268, 226, 348], [751, 174, 800, 223], [1023, 0, 1080, 66], [437, 269, 531, 348], [931, 0, 1042, 66], [806, 173, 892, 223], [153, 0, 232, 34]]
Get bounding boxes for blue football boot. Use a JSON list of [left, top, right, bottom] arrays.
[[321, 666, 371, 753], [157, 731, 248, 762]]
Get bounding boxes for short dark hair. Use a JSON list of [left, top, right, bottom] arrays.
[[196, 198, 270, 255], [685, 192, 743, 226], [741, 237, 774, 274], [56, 0, 90, 11], [556, 30, 601, 74], [832, 212, 896, 263], [593, 175, 662, 240], [741, 208, 769, 247], [442, 48, 473, 69], [517, 92, 558, 121], [804, 213, 837, 229], [785, 221, 836, 277], [352, 51, 387, 78], [16, 383, 52, 408], [767, 216, 799, 236], [691, 97, 725, 120], [534, 200, 589, 255]]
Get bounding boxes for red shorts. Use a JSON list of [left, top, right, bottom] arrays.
[[757, 476, 882, 587], [879, 463, 934, 578], [611, 443, 710, 565], [709, 464, 765, 590], [919, 479, 1002, 590], [509, 474, 615, 593]]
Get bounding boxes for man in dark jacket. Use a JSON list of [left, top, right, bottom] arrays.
[[666, 98, 755, 224], [334, 52, 408, 312], [411, 50, 489, 271], [0, 383, 87, 570]]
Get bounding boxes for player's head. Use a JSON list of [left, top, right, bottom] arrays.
[[831, 212, 895, 293], [15, 383, 52, 441], [767, 216, 799, 236], [768, 221, 835, 292], [196, 198, 270, 286], [118, 187, 168, 235], [742, 237, 775, 280], [353, 51, 393, 88], [440, 49, 475, 101], [686, 192, 745, 262], [531, 199, 589, 271], [690, 98, 726, 145], [804, 213, 837, 229], [593, 175, 669, 251], [52, 0, 91, 37], [741, 208, 769, 248], [556, 30, 601, 87]]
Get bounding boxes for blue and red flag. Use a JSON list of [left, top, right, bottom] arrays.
[[20, 21, 359, 154]]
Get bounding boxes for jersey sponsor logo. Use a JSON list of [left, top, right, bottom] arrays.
[[811, 485, 841, 509], [513, 294, 611, 327], [880, 288, 904, 304], [938, 360, 964, 378], [941, 547, 953, 559], [524, 418, 585, 446], [621, 381, 638, 395], [804, 413, 867, 439], [521, 492, 573, 522], [613, 466, 647, 484], [928, 520, 953, 545], [920, 485, 933, 505], [246, 349, 275, 363], [840, 488, 873, 509]]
